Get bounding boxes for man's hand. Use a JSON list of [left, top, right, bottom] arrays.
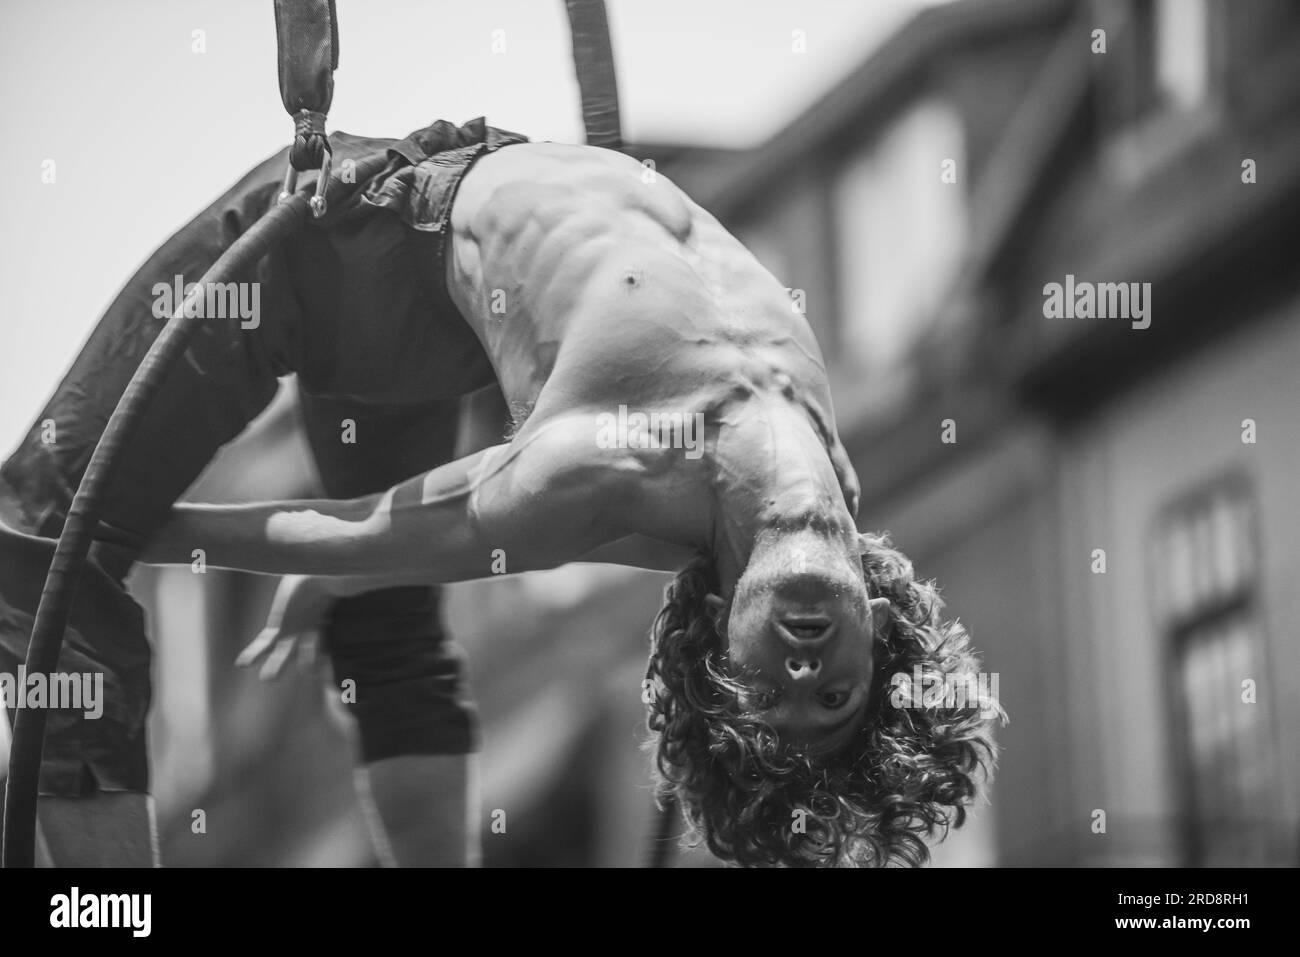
[[237, 575, 336, 680]]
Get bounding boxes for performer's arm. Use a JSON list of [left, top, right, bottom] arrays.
[[294, 534, 695, 600], [141, 415, 637, 584], [574, 534, 696, 573]]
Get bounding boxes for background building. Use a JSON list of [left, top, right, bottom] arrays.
[[4, 0, 1296, 867], [657, 0, 1300, 866]]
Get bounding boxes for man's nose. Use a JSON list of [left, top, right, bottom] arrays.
[[785, 656, 822, 682], [776, 621, 835, 681]]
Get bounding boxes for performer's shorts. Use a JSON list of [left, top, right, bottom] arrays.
[[0, 118, 527, 795]]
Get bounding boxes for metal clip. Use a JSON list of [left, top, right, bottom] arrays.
[[278, 150, 332, 218]]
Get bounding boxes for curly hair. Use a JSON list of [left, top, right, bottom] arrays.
[[643, 530, 1005, 867]]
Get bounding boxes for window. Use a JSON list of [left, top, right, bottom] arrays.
[[1150, 477, 1277, 865], [832, 99, 967, 380], [1153, 0, 1212, 111], [1099, 0, 1220, 183]]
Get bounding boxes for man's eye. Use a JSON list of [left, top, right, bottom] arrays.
[[817, 691, 850, 709]]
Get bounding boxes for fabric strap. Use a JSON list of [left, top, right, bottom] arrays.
[[563, 0, 623, 150], [274, 0, 339, 170]]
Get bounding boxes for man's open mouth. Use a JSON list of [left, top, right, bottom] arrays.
[[779, 617, 833, 642]]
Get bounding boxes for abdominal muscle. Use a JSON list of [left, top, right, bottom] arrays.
[[443, 142, 817, 431]]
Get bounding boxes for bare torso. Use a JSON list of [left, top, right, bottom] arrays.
[[146, 141, 858, 582], [447, 143, 835, 436], [441, 142, 852, 551]]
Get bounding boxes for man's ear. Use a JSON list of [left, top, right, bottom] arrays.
[[868, 597, 891, 636], [704, 592, 726, 622]]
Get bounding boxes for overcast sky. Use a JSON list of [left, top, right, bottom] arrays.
[[0, 0, 945, 452]]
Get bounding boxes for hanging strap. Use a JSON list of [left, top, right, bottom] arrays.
[[563, 0, 622, 150], [274, 0, 339, 215]]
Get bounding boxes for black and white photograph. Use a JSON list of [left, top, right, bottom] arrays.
[[0, 0, 1294, 921]]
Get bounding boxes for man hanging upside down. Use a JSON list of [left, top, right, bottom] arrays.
[[1, 118, 999, 868]]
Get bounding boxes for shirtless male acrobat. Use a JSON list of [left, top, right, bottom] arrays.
[[0, 119, 998, 868]]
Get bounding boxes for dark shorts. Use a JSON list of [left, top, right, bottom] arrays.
[[0, 118, 526, 795]]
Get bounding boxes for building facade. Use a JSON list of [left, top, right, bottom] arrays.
[[659, 0, 1300, 866]]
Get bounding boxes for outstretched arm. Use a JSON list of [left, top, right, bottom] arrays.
[[140, 414, 641, 585], [575, 534, 696, 573]]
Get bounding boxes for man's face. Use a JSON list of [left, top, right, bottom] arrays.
[[721, 529, 889, 754]]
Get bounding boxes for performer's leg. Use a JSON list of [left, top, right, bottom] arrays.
[[0, 151, 292, 865], [361, 755, 477, 867], [36, 794, 157, 868], [300, 393, 481, 866]]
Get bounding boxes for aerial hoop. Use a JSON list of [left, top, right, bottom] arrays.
[[0, 196, 312, 867]]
